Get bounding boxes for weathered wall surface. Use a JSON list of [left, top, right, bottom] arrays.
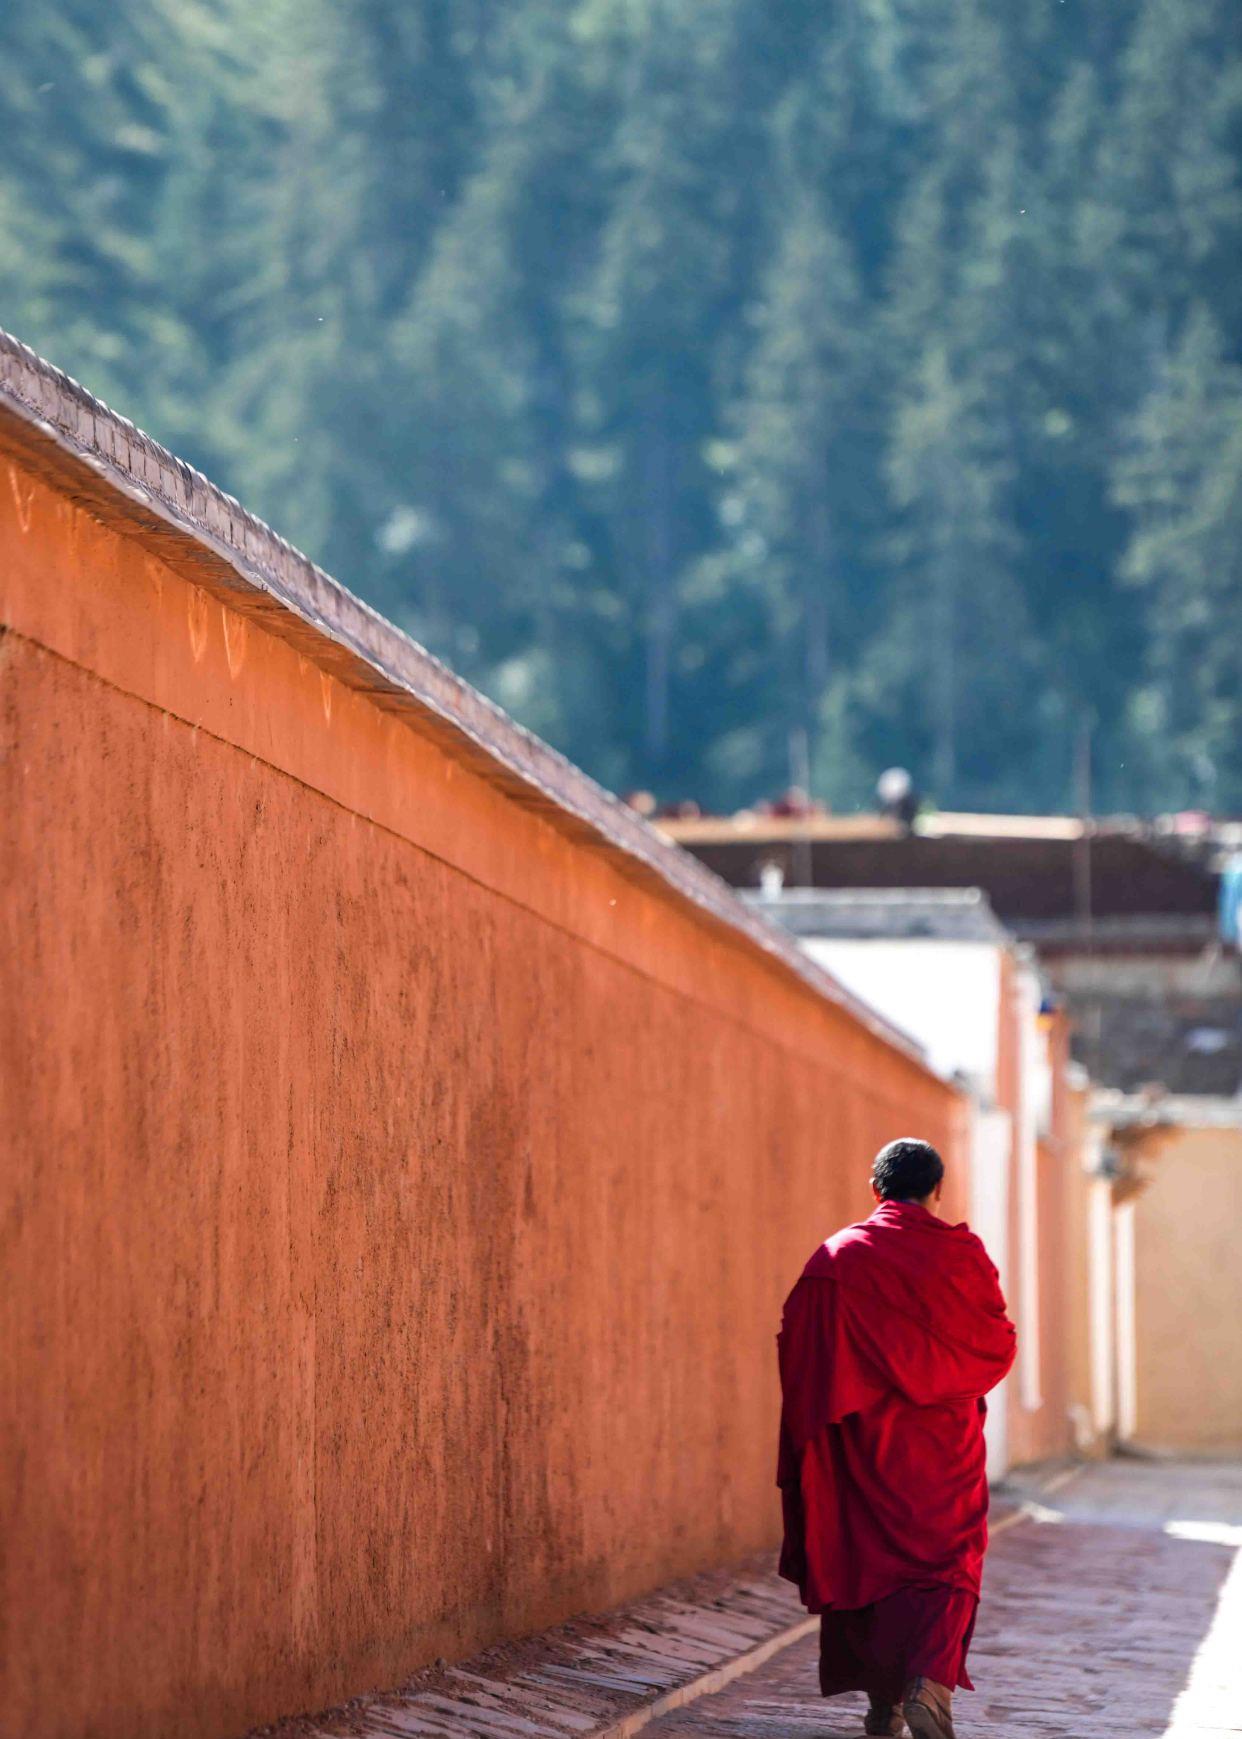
[[0, 449, 962, 1739], [1127, 1126, 1242, 1453]]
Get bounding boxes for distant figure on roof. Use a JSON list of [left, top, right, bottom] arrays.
[[776, 1139, 1015, 1739], [877, 767, 920, 832], [772, 786, 824, 818]]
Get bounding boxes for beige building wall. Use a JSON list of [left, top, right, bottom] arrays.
[[1126, 1126, 1242, 1453]]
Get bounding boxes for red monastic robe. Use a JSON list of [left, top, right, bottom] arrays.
[[777, 1200, 1016, 1689]]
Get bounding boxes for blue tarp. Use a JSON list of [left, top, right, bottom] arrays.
[[1218, 854, 1242, 946]]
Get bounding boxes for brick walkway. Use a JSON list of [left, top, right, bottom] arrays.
[[638, 1460, 1242, 1739], [251, 1556, 810, 1738]]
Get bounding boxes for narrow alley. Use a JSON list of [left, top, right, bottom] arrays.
[[7, 339, 1242, 1739], [639, 1461, 1242, 1739]]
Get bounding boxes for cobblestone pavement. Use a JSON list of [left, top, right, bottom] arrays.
[[638, 1461, 1242, 1739]]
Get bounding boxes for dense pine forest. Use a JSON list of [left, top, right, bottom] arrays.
[[3, 1, 1242, 814]]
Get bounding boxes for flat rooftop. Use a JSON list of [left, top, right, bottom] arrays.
[[658, 816, 1220, 928]]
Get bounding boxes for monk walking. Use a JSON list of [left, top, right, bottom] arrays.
[[776, 1139, 1015, 1739]]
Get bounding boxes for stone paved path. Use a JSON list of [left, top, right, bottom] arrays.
[[638, 1460, 1242, 1739], [252, 1462, 1240, 1739]]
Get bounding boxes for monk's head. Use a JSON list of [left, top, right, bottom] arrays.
[[870, 1137, 944, 1209]]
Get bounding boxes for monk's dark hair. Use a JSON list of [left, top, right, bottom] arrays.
[[871, 1137, 944, 1202]]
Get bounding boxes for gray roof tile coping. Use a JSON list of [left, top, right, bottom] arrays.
[[743, 886, 1013, 945]]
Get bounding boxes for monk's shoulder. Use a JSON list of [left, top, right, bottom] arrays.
[[949, 1221, 1002, 1277], [945, 1220, 985, 1254], [780, 1256, 838, 1330], [800, 1242, 835, 1280], [805, 1220, 874, 1281]]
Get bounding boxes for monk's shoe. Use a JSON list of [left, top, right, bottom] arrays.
[[902, 1678, 956, 1739]]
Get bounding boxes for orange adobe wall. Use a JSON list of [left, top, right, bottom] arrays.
[[0, 441, 965, 1739], [999, 986, 1087, 1470]]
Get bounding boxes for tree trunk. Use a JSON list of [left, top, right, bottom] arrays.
[[643, 391, 674, 763]]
